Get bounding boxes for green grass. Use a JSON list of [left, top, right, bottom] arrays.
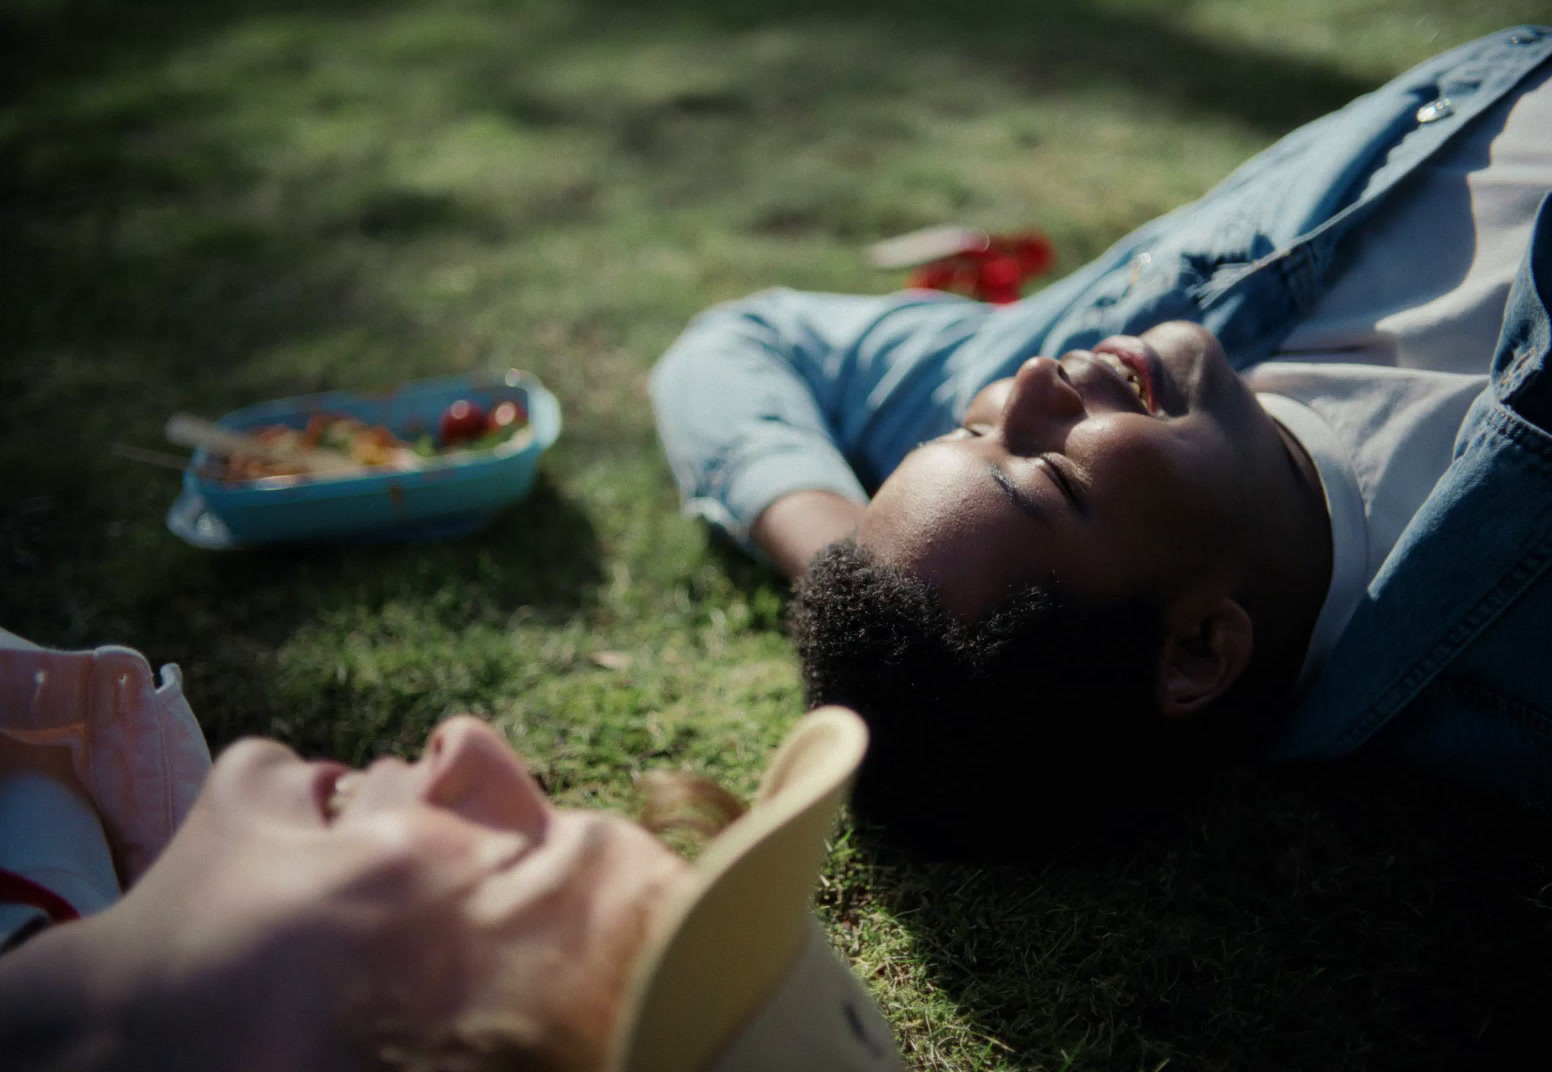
[[4, 1, 1552, 1068]]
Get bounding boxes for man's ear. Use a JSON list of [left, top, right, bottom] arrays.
[[1155, 596, 1254, 719]]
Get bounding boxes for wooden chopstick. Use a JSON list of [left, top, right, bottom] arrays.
[[111, 443, 193, 472]]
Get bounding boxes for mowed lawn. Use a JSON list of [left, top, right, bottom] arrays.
[[5, 1, 1552, 1068]]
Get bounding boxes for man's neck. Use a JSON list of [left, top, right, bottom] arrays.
[[1257, 415, 1335, 698]]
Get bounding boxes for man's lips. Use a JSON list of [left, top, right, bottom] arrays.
[[1093, 336, 1172, 415], [313, 761, 351, 823]]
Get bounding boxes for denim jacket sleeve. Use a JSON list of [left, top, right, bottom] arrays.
[[1266, 195, 1552, 809], [649, 288, 993, 548]]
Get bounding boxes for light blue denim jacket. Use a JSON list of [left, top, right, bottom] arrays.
[[651, 28, 1552, 805]]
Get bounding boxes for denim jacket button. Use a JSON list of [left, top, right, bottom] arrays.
[[1127, 250, 1152, 287], [1416, 96, 1454, 123], [1510, 31, 1540, 45]]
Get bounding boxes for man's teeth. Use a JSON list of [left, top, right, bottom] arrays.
[[1096, 354, 1147, 402], [326, 771, 363, 818]]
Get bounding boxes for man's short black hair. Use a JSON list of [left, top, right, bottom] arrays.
[[790, 540, 1224, 859]]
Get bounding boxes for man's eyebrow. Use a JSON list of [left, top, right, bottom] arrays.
[[989, 464, 1046, 521]]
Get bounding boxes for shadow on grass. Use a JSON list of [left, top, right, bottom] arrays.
[[221, 478, 596, 618], [1, 471, 604, 751], [4, 0, 1387, 138], [701, 529, 794, 631], [854, 766, 1552, 1069], [564, 0, 1384, 138], [0, 0, 389, 101]]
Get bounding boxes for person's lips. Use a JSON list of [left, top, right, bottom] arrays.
[[313, 762, 351, 823], [1093, 336, 1172, 415]]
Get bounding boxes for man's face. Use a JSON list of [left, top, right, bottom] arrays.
[[857, 321, 1295, 621], [122, 716, 690, 1069]]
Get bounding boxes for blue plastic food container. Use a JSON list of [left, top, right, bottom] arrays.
[[167, 370, 561, 548]]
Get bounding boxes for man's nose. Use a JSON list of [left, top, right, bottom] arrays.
[[999, 356, 1083, 452], [421, 715, 551, 835]]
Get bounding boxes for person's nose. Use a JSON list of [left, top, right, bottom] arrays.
[[998, 356, 1083, 453], [419, 715, 552, 836]]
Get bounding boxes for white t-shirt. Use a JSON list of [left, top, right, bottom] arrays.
[[1249, 65, 1552, 686], [1254, 372, 1485, 686]]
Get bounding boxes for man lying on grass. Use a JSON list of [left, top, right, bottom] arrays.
[[0, 630, 902, 1072], [652, 27, 1552, 854]]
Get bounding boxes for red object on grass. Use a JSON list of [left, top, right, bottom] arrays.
[[907, 231, 1055, 304]]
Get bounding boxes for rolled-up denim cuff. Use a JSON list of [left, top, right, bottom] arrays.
[[698, 449, 867, 550]]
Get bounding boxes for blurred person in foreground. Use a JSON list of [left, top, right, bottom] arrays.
[[651, 28, 1552, 855], [0, 628, 904, 1072]]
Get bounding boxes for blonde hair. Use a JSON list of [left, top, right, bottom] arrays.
[[636, 770, 747, 842]]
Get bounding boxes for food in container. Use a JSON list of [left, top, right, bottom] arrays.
[[165, 369, 560, 548]]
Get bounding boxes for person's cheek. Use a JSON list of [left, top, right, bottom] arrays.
[[964, 379, 1013, 426]]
